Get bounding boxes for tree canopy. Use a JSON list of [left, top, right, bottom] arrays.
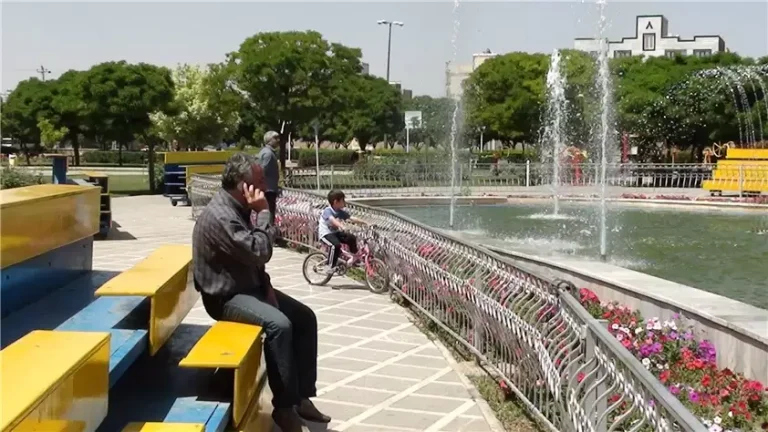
[[150, 64, 240, 150]]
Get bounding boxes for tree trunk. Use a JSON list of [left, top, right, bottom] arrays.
[[72, 134, 81, 166], [118, 142, 123, 167], [148, 142, 156, 194]]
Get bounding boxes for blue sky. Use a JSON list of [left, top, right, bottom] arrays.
[[2, 1, 767, 97]]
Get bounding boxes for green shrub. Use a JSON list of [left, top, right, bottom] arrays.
[[1, 167, 45, 190], [475, 150, 537, 164], [81, 151, 157, 165], [296, 149, 360, 167]]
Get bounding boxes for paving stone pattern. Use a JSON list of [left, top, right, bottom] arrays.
[[95, 196, 501, 432]]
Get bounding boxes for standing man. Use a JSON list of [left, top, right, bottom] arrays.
[[258, 131, 281, 223]]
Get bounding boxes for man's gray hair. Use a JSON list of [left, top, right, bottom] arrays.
[[263, 131, 280, 146], [221, 152, 256, 190]]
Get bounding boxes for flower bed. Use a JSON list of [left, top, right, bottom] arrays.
[[619, 193, 768, 204], [578, 288, 768, 431]]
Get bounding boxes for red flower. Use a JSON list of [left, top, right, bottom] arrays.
[[577, 372, 585, 383], [701, 375, 712, 387], [660, 370, 670, 384]]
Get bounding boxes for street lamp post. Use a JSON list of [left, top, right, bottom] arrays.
[[377, 20, 404, 82], [377, 20, 403, 149]]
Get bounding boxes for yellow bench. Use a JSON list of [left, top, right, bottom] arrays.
[[179, 322, 265, 430], [0, 331, 110, 432], [121, 423, 204, 432], [184, 165, 224, 185], [94, 245, 199, 355], [702, 179, 768, 193]]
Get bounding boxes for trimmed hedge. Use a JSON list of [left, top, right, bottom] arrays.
[[82, 151, 148, 165]]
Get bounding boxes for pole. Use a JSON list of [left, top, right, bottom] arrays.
[[314, 126, 321, 191], [386, 23, 393, 82], [479, 130, 484, 151], [36, 65, 51, 81], [406, 127, 410, 153]]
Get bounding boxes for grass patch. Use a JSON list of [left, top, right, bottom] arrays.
[[64, 174, 152, 195], [469, 375, 543, 432]]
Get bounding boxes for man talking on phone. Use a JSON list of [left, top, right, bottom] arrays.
[[193, 153, 329, 432]]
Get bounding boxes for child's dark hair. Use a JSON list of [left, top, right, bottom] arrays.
[[327, 189, 345, 204]]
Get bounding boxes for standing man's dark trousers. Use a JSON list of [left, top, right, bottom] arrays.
[[201, 290, 318, 410], [265, 191, 278, 224]]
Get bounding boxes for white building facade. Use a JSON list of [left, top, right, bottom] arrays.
[[574, 15, 726, 59], [446, 50, 499, 99]]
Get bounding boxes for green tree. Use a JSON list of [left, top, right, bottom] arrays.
[[50, 70, 87, 165], [613, 52, 749, 160], [463, 52, 549, 146], [309, 74, 403, 148], [150, 64, 240, 150], [78, 61, 175, 165], [37, 118, 69, 150], [396, 96, 455, 150], [0, 78, 55, 162], [229, 31, 364, 167]]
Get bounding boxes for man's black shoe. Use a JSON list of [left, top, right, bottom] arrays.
[[296, 398, 332, 423], [272, 408, 308, 432]]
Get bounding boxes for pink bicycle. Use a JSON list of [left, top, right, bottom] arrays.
[[302, 228, 390, 294]]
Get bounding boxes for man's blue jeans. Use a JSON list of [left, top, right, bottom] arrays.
[[202, 290, 318, 409]]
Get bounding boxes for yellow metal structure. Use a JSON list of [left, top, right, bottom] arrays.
[[0, 185, 100, 269], [702, 147, 768, 194], [179, 322, 264, 427], [0, 331, 110, 432], [121, 423, 205, 432], [185, 165, 225, 185], [94, 245, 198, 355], [162, 151, 236, 165], [725, 148, 768, 160]]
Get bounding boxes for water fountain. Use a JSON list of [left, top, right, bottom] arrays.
[[594, 0, 615, 262], [541, 49, 568, 216], [448, 0, 461, 229]]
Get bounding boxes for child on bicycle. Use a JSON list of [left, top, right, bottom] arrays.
[[318, 189, 367, 274]]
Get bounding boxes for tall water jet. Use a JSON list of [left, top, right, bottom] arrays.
[[542, 49, 568, 215], [594, 0, 615, 262], [448, 0, 461, 228]]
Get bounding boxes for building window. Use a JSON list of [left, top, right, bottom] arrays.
[[614, 50, 632, 59], [665, 49, 686, 58], [642, 33, 656, 51], [694, 49, 712, 57]]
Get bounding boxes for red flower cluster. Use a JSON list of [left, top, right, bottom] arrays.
[[577, 288, 768, 430]]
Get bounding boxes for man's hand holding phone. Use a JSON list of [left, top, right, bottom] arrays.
[[242, 183, 269, 213]]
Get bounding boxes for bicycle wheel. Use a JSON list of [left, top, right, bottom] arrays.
[[365, 258, 390, 294], [302, 252, 332, 286]]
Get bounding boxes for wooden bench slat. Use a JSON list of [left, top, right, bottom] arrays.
[[121, 422, 205, 432], [94, 245, 199, 355], [94, 245, 192, 297], [0, 330, 110, 431], [179, 322, 263, 369], [179, 322, 264, 427]]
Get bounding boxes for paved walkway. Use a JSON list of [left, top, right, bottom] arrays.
[[95, 195, 501, 432]]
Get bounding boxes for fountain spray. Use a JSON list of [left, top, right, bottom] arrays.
[[595, 0, 613, 262], [543, 49, 567, 216], [448, 0, 461, 229]]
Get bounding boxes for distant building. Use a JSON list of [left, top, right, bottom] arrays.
[[574, 15, 726, 59], [389, 81, 402, 92], [361, 62, 370, 75], [402, 89, 413, 100], [446, 50, 499, 99]]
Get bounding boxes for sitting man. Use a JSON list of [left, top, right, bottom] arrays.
[[192, 153, 329, 432], [319, 189, 367, 274]]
